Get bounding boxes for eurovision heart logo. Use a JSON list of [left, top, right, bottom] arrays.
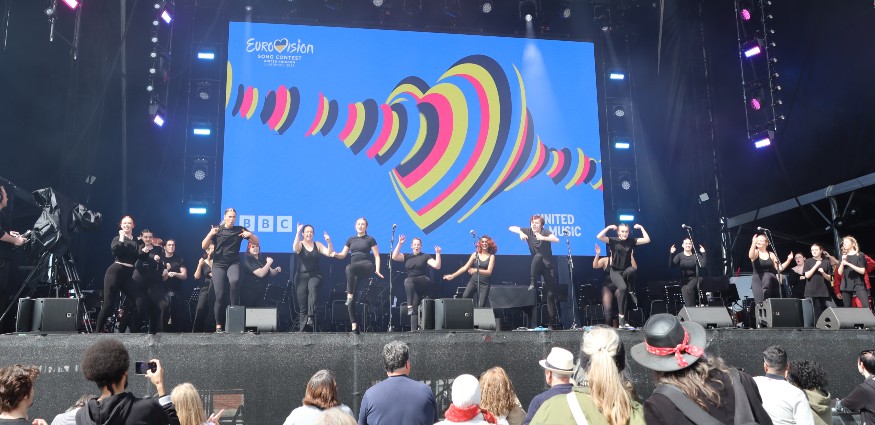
[[274, 38, 289, 53]]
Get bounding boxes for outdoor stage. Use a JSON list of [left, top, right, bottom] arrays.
[[1, 329, 871, 425]]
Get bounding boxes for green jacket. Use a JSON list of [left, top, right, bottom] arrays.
[[529, 386, 645, 425], [803, 388, 832, 425]]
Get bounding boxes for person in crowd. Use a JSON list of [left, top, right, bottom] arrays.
[[837, 236, 870, 309], [170, 383, 222, 425], [434, 374, 496, 425], [443, 236, 497, 308], [358, 341, 436, 425], [331, 218, 382, 335], [201, 208, 258, 332], [593, 244, 638, 327], [836, 349, 875, 425], [596, 224, 650, 329], [241, 241, 281, 308], [313, 408, 356, 425], [161, 239, 188, 332], [530, 326, 645, 425], [522, 347, 574, 425], [292, 224, 333, 332], [479, 367, 525, 425], [789, 360, 832, 425], [391, 235, 441, 331], [0, 364, 48, 425], [191, 244, 216, 332], [51, 395, 95, 425], [630, 313, 773, 425], [753, 346, 814, 425], [95, 216, 149, 333], [802, 244, 833, 322], [134, 228, 166, 334], [509, 215, 560, 329], [75, 338, 178, 425], [283, 370, 353, 425], [748, 233, 793, 303], [0, 186, 27, 333], [669, 239, 706, 307]]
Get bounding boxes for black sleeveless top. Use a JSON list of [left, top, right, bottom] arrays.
[[471, 254, 491, 284], [297, 243, 321, 275], [752, 253, 777, 274]]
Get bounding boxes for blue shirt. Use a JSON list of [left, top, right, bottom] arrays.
[[358, 375, 437, 425], [523, 383, 574, 425]]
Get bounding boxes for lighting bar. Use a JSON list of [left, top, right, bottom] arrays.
[[62, 0, 79, 9], [189, 207, 207, 215], [609, 69, 626, 80], [197, 51, 216, 60], [161, 9, 172, 24], [618, 214, 635, 222], [192, 127, 211, 136], [741, 39, 764, 58], [751, 130, 774, 149]]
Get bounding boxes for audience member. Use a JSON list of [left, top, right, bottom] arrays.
[[357, 341, 436, 425], [283, 370, 353, 425], [75, 338, 179, 425], [837, 349, 875, 425], [521, 347, 574, 425], [0, 364, 47, 425], [630, 313, 773, 425], [789, 360, 832, 425], [170, 383, 222, 425], [530, 326, 644, 425], [479, 367, 525, 425], [435, 374, 496, 424], [753, 346, 813, 425], [313, 407, 356, 425], [50, 395, 95, 425]]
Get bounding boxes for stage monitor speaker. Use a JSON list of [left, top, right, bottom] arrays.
[[226, 305, 246, 333], [32, 298, 78, 332], [816, 307, 875, 330], [245, 307, 277, 332], [474, 308, 496, 331], [677, 307, 733, 329], [756, 298, 803, 328], [434, 298, 473, 330], [418, 299, 435, 330], [15, 298, 34, 333]]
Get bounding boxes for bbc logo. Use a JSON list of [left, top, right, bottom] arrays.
[[239, 215, 293, 233]]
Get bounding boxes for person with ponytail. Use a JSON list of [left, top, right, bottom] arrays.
[[530, 326, 644, 425]]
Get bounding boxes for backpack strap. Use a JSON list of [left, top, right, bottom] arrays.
[[565, 392, 589, 425], [653, 384, 725, 425], [729, 368, 757, 424]]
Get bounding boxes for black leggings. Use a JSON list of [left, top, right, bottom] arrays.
[[842, 285, 871, 309], [462, 276, 490, 308], [608, 267, 636, 317], [96, 263, 147, 333], [531, 255, 558, 320], [404, 275, 430, 330], [752, 271, 778, 303], [346, 261, 373, 324], [809, 296, 830, 323], [681, 277, 702, 307], [192, 283, 216, 332], [212, 263, 241, 329], [295, 272, 322, 330], [134, 269, 166, 334]]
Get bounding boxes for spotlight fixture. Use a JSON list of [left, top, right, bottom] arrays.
[[149, 103, 167, 127], [62, 0, 79, 10], [559, 1, 571, 19], [518, 0, 538, 22], [738, 0, 752, 21], [193, 161, 208, 181], [609, 68, 626, 80], [196, 51, 216, 60], [196, 82, 212, 101], [741, 39, 764, 58], [372, 0, 383, 6], [751, 130, 774, 149], [612, 105, 626, 118], [480, 0, 492, 14], [613, 137, 632, 150]]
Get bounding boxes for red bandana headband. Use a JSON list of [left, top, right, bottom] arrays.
[[644, 329, 704, 368]]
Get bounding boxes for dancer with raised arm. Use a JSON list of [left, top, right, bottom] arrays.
[[594, 243, 638, 327], [747, 233, 793, 303], [95, 216, 149, 333], [443, 235, 497, 308], [331, 218, 382, 334], [391, 234, 441, 331], [596, 223, 650, 329], [292, 223, 333, 331], [669, 238, 707, 307], [509, 215, 560, 328], [201, 208, 258, 332]]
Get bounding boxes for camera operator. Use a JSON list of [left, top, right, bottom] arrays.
[[0, 186, 26, 333]]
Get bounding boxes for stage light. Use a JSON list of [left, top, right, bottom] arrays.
[[146, 83, 154, 92], [196, 82, 212, 100], [149, 103, 166, 127], [193, 164, 208, 181], [739, 1, 752, 21], [612, 105, 625, 117], [189, 207, 207, 215], [618, 211, 636, 222], [62, 0, 79, 10], [197, 51, 216, 60], [751, 130, 773, 149], [372, 0, 383, 7], [609, 69, 626, 80], [161, 9, 172, 24], [749, 96, 762, 111], [519, 0, 538, 22], [480, 1, 492, 14], [559, 1, 571, 19], [613, 137, 631, 150], [192, 127, 211, 136], [741, 39, 764, 58]]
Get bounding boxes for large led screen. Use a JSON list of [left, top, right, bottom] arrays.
[[222, 22, 604, 254]]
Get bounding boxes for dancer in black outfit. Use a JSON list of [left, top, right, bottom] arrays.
[[201, 208, 258, 332], [838, 236, 870, 309], [596, 223, 650, 329], [669, 238, 707, 307], [803, 243, 833, 321], [391, 234, 441, 331], [331, 218, 382, 334], [191, 244, 215, 332], [509, 215, 560, 328], [95, 216, 149, 333], [160, 239, 187, 332], [292, 223, 333, 331], [747, 234, 793, 303], [593, 243, 638, 326], [135, 229, 165, 334], [242, 241, 281, 308], [443, 235, 496, 308]]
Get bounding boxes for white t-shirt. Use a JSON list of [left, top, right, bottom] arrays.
[[282, 404, 353, 425], [753, 375, 814, 425]]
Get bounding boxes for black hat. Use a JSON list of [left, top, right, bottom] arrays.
[[631, 314, 707, 372]]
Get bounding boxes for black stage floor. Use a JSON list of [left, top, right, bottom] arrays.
[[1, 329, 870, 425]]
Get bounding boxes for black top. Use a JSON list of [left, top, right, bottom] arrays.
[[197, 261, 212, 288], [296, 243, 321, 275], [841, 377, 875, 425], [752, 253, 777, 274], [470, 254, 491, 285], [671, 252, 706, 280], [345, 234, 377, 264], [242, 254, 269, 287], [521, 227, 554, 258], [110, 235, 140, 264], [841, 253, 867, 291], [403, 253, 433, 278], [0, 419, 29, 424], [163, 254, 186, 291], [608, 237, 636, 270], [75, 392, 178, 425], [0, 210, 14, 260], [803, 257, 832, 297], [135, 245, 165, 278], [211, 225, 248, 266]]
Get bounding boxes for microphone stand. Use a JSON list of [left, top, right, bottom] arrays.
[[762, 228, 784, 298], [565, 232, 579, 329], [684, 226, 704, 306], [388, 226, 396, 332]]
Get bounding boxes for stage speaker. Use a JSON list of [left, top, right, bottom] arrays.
[[245, 307, 277, 332], [226, 305, 246, 333], [418, 299, 435, 330], [816, 307, 875, 330], [32, 298, 77, 332], [756, 298, 803, 328], [800, 298, 815, 328], [474, 308, 497, 331], [15, 298, 34, 333], [677, 307, 733, 329], [434, 298, 473, 330]]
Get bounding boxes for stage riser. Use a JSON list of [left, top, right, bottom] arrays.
[[2, 330, 870, 425]]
